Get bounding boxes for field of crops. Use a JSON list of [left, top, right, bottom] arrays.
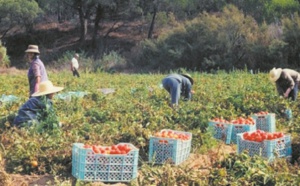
[[1, 69, 300, 185]]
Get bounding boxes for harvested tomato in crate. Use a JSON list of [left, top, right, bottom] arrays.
[[72, 143, 139, 182], [148, 129, 192, 165]]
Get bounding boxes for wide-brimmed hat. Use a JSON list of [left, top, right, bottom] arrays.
[[32, 80, 64, 97], [181, 73, 194, 85], [25, 45, 40, 54], [269, 67, 282, 82]]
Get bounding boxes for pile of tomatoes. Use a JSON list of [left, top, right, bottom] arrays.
[[211, 116, 255, 125], [242, 130, 285, 142], [83, 144, 133, 155], [254, 111, 269, 115], [154, 130, 191, 140]]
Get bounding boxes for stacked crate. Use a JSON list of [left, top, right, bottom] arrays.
[[238, 112, 292, 160], [148, 129, 192, 165], [208, 119, 232, 144], [251, 112, 276, 132], [209, 117, 256, 144], [237, 132, 292, 160]]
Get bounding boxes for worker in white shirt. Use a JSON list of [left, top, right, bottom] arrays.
[[70, 53, 80, 78]]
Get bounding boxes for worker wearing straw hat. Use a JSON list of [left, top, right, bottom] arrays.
[[13, 80, 64, 128], [162, 73, 194, 108], [25, 45, 48, 97], [269, 67, 300, 101]]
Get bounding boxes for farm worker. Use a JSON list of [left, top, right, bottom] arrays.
[[70, 53, 80, 78], [269, 67, 300, 101], [13, 80, 64, 128], [25, 45, 48, 97], [162, 73, 194, 108]]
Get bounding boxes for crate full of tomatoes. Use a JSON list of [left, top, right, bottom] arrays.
[[251, 111, 276, 132], [209, 117, 256, 144], [228, 117, 256, 144], [72, 143, 139, 182], [148, 129, 192, 165], [237, 130, 291, 160], [208, 118, 232, 144]]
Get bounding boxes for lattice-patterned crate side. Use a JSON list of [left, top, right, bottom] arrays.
[[251, 114, 276, 132], [230, 124, 256, 144], [148, 130, 192, 165], [237, 134, 263, 156], [237, 133, 292, 160], [72, 143, 139, 182], [263, 135, 291, 159], [208, 121, 232, 144]]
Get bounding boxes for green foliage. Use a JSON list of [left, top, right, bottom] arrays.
[[0, 70, 299, 184], [0, 0, 43, 34], [93, 51, 127, 73], [135, 5, 279, 72], [0, 41, 10, 67], [281, 13, 300, 67]]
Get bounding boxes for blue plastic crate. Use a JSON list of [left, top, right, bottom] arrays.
[[148, 129, 192, 165], [237, 133, 292, 161], [72, 143, 139, 182], [251, 114, 276, 132], [208, 121, 232, 144], [229, 124, 256, 144]]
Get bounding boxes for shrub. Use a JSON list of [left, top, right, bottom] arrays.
[[134, 5, 291, 72], [93, 51, 127, 73], [0, 41, 10, 68]]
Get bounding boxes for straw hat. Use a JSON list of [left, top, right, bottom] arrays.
[[32, 80, 64, 97], [181, 73, 194, 85], [269, 68, 282, 82], [25, 45, 40, 54]]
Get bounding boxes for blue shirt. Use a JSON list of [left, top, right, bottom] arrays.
[[13, 96, 58, 127], [162, 74, 192, 105]]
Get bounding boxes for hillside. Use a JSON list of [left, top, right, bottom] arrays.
[[4, 21, 148, 70]]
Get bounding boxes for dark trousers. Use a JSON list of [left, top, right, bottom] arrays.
[[288, 82, 299, 101], [72, 69, 80, 77]]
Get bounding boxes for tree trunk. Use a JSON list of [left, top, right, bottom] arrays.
[[92, 5, 104, 51], [148, 4, 157, 39], [75, 0, 87, 43]]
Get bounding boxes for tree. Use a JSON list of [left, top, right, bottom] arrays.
[[36, 0, 75, 23], [231, 0, 300, 24], [0, 0, 42, 39]]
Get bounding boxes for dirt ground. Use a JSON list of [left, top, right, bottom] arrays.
[[2, 143, 235, 186]]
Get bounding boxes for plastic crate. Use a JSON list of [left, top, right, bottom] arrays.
[[208, 121, 232, 144], [229, 124, 256, 144], [237, 133, 291, 160], [72, 143, 139, 182], [251, 114, 276, 132], [148, 129, 192, 165]]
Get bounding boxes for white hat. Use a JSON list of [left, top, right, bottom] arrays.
[[25, 45, 40, 54], [32, 80, 64, 97], [269, 68, 282, 82]]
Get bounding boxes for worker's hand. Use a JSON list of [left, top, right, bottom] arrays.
[[191, 90, 195, 94], [284, 88, 292, 98], [284, 91, 289, 98]]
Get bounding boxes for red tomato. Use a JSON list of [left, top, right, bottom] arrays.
[[83, 144, 91, 148], [92, 146, 100, 153]]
